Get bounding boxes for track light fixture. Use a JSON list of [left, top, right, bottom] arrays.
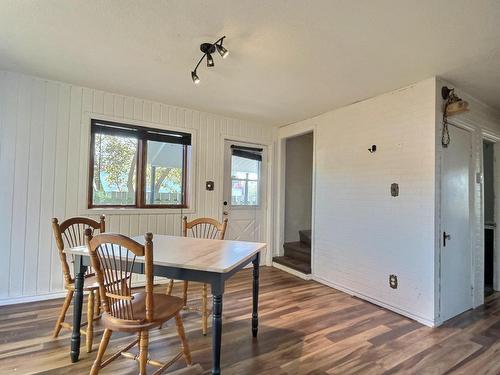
[[191, 36, 228, 84]]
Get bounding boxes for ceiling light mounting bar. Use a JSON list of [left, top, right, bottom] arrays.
[[191, 36, 228, 84]]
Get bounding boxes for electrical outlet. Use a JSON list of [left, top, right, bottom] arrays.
[[389, 274, 398, 289]]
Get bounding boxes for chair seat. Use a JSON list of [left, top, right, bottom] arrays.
[[102, 293, 184, 332]]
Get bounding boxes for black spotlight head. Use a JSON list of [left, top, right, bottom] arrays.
[[216, 44, 229, 59], [191, 71, 200, 84], [206, 53, 214, 67]]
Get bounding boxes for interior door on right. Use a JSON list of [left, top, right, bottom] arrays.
[[440, 124, 472, 322]]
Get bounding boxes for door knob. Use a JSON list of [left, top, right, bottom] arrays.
[[443, 232, 451, 247]]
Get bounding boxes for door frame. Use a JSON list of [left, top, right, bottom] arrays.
[[219, 134, 274, 266], [482, 130, 500, 292], [275, 122, 317, 276]]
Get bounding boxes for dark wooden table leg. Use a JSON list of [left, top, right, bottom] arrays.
[[212, 294, 223, 375], [70, 256, 85, 363], [211, 277, 224, 375], [252, 252, 260, 338]]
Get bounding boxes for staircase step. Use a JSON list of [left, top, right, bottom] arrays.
[[273, 256, 311, 274], [284, 241, 311, 262], [299, 230, 311, 246]]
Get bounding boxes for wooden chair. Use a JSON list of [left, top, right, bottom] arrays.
[[167, 216, 228, 335], [51, 215, 105, 353], [86, 231, 192, 375]]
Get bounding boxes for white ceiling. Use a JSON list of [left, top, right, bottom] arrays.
[[1, 0, 499, 126]]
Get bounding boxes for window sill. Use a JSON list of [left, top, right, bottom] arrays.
[[80, 207, 196, 216]]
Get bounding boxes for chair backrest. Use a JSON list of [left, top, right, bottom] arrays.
[[52, 216, 105, 285], [86, 231, 154, 322], [183, 216, 228, 240]]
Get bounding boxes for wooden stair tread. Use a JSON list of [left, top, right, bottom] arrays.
[[273, 256, 311, 274], [283, 241, 311, 255]]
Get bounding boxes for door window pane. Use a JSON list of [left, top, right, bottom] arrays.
[[231, 155, 260, 205], [145, 141, 184, 205], [92, 133, 138, 205]]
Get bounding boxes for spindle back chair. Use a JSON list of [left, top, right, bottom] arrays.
[[87, 231, 192, 375], [167, 216, 228, 335], [51, 215, 105, 352]]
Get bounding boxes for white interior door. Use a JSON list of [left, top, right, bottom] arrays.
[[440, 124, 472, 322], [223, 141, 267, 250]]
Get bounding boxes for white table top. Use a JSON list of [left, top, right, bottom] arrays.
[[65, 234, 266, 273]]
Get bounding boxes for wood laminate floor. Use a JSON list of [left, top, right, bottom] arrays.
[[1, 267, 500, 374]]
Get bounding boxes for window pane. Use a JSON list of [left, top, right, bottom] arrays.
[[92, 133, 137, 205], [231, 154, 260, 206], [231, 155, 259, 180], [145, 140, 184, 205]]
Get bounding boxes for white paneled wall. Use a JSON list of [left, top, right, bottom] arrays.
[[0, 71, 274, 302]]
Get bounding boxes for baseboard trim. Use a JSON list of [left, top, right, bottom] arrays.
[[272, 262, 312, 280], [0, 279, 173, 307], [312, 275, 436, 327], [0, 291, 69, 306]]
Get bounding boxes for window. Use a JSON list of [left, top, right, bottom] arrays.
[[230, 146, 262, 206], [89, 119, 191, 208]]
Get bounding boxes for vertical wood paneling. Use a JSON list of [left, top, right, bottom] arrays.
[[36, 81, 59, 294], [0, 71, 272, 301], [24, 79, 46, 295], [50, 84, 71, 292], [9, 76, 33, 296], [0, 73, 19, 296], [64, 86, 83, 217]]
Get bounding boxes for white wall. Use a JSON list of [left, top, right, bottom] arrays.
[[284, 133, 313, 243], [0, 71, 274, 303], [284, 79, 438, 325]]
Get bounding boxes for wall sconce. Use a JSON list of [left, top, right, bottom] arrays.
[[441, 86, 469, 147]]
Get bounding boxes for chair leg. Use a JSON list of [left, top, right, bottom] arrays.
[[166, 279, 174, 295], [86, 290, 95, 352], [175, 313, 192, 366], [90, 328, 112, 375], [139, 331, 149, 375], [53, 289, 73, 338], [182, 281, 189, 307], [95, 290, 101, 316], [202, 283, 208, 336]]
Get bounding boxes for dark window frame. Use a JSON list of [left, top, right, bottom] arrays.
[[88, 119, 190, 209]]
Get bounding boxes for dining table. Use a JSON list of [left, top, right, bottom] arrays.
[[64, 234, 266, 375]]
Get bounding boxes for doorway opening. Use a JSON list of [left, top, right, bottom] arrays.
[[273, 132, 313, 274], [483, 140, 495, 297]]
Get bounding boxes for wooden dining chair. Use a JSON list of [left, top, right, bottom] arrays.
[[86, 230, 192, 375], [167, 216, 228, 335], [51, 215, 105, 353]]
